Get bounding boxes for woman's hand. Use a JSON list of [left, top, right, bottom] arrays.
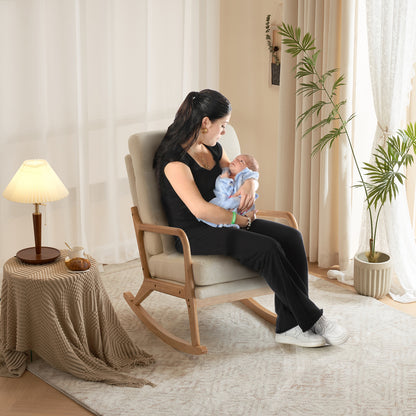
[[245, 209, 257, 221], [231, 178, 258, 214], [235, 209, 257, 228]]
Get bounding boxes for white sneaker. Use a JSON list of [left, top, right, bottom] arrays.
[[275, 325, 326, 348], [312, 316, 349, 345]]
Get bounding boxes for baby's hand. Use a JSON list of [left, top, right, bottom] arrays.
[[220, 169, 231, 178]]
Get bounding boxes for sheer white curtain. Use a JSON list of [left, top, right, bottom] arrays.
[[361, 0, 416, 302], [406, 72, 416, 232], [277, 0, 356, 269], [0, 0, 219, 269]]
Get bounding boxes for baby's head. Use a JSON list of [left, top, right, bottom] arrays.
[[229, 154, 259, 176]]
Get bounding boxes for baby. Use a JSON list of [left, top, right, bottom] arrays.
[[200, 154, 259, 228]]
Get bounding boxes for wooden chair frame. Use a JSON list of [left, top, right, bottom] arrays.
[[124, 206, 299, 355]]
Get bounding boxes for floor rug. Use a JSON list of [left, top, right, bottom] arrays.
[[28, 261, 416, 416]]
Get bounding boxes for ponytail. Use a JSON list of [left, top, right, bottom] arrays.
[[153, 89, 231, 182]]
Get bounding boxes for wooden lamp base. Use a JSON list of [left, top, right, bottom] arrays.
[[16, 247, 61, 265], [16, 207, 61, 265]]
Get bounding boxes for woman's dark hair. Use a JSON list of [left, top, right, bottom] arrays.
[[153, 89, 231, 181]]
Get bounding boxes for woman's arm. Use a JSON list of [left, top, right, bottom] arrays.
[[164, 161, 252, 227]]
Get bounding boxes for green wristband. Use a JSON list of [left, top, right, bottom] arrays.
[[231, 211, 237, 225]]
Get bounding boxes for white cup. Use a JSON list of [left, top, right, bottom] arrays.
[[69, 246, 86, 259]]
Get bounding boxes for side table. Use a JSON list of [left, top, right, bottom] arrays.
[[0, 251, 154, 387]]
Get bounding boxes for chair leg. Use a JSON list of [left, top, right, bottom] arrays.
[[133, 283, 153, 304], [186, 297, 202, 347], [124, 291, 207, 355], [240, 298, 277, 325]]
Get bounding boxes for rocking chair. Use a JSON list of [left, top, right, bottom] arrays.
[[124, 125, 298, 354]]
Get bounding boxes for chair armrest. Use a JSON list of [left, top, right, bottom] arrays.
[[138, 221, 188, 240], [256, 209, 299, 230], [131, 206, 194, 292], [137, 222, 192, 261]]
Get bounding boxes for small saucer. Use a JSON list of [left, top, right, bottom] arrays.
[[67, 268, 90, 274], [65, 256, 89, 262]]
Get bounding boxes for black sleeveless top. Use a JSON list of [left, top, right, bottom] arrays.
[[159, 143, 223, 230]]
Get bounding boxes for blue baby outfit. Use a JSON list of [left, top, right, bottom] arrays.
[[200, 167, 259, 228]]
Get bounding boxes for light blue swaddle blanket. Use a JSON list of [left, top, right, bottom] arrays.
[[199, 167, 259, 228]]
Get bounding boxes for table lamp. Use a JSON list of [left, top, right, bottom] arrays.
[[3, 159, 69, 264]]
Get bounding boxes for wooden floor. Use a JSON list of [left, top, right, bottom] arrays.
[[1, 262, 416, 416], [308, 263, 416, 318]]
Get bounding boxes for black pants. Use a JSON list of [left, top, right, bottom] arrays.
[[178, 219, 323, 333]]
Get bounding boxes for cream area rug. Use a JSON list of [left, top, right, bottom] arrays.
[[27, 261, 416, 416]]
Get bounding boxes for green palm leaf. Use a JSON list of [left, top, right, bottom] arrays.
[[278, 22, 416, 261]]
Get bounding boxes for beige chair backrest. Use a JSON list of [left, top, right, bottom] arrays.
[[125, 124, 241, 256]]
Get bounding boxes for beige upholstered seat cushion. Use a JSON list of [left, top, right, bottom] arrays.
[[148, 252, 259, 286], [194, 277, 272, 300], [148, 251, 271, 300]]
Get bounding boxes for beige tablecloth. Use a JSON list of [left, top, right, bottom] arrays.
[[0, 252, 154, 387]]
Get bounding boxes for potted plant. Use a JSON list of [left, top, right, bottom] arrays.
[[277, 23, 416, 298], [265, 14, 280, 85]]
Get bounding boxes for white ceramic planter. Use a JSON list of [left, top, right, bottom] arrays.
[[354, 252, 392, 299]]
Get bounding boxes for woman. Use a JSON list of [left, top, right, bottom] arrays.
[[153, 89, 348, 348]]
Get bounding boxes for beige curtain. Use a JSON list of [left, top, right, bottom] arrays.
[[277, 0, 356, 269]]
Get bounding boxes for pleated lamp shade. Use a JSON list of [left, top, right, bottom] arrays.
[[3, 159, 69, 264], [3, 159, 68, 204]]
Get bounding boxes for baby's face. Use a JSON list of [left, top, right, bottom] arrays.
[[229, 155, 249, 176]]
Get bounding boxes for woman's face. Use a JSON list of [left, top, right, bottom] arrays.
[[201, 114, 231, 146]]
